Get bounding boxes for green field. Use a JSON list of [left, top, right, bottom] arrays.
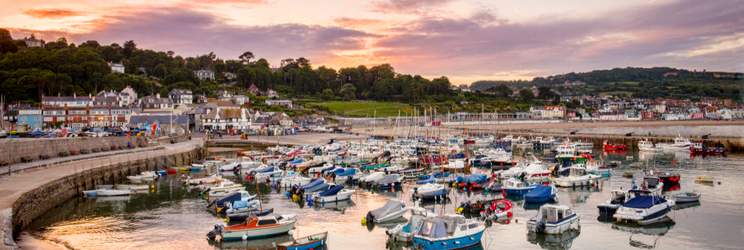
[[321, 101, 415, 117]]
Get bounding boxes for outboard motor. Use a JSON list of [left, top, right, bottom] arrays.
[[365, 211, 376, 223], [537, 217, 547, 233], [206, 224, 225, 240]]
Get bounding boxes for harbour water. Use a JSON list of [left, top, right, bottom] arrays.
[[24, 149, 744, 250]]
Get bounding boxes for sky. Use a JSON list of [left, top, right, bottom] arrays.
[[2, 0, 743, 85]]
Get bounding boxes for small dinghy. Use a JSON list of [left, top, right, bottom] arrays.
[[694, 177, 714, 183], [116, 185, 150, 191], [366, 199, 410, 223], [276, 231, 328, 250], [480, 199, 513, 220], [87, 189, 133, 196], [671, 191, 701, 203], [226, 208, 275, 222]]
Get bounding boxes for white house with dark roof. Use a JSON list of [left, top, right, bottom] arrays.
[[168, 89, 193, 105], [23, 37, 43, 48], [108, 62, 125, 73], [42, 93, 93, 107], [139, 94, 173, 109], [194, 70, 215, 80]]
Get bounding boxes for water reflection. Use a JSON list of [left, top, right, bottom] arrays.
[[310, 200, 356, 213], [207, 234, 294, 250], [612, 221, 675, 249], [527, 230, 581, 250]]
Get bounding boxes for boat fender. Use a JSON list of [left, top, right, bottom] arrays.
[[242, 235, 248, 240]]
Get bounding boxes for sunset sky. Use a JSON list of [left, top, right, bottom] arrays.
[[3, 0, 743, 85]]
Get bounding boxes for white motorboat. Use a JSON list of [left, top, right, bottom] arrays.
[[183, 174, 222, 186], [597, 189, 635, 216], [367, 199, 410, 223], [499, 164, 525, 180], [311, 185, 356, 203], [307, 163, 334, 175], [638, 139, 660, 152], [361, 172, 387, 184], [411, 214, 486, 250], [115, 185, 150, 191], [523, 162, 552, 180], [412, 183, 448, 200], [502, 178, 538, 195], [205, 181, 245, 197], [527, 204, 580, 234], [614, 190, 675, 225], [656, 136, 692, 150], [553, 165, 601, 187]]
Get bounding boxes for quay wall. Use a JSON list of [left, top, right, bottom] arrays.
[[10, 146, 205, 239], [0, 137, 148, 165]]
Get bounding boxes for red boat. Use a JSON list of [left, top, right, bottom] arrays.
[[603, 140, 627, 150], [464, 139, 476, 145], [690, 142, 727, 154], [481, 199, 513, 220], [165, 169, 177, 174]]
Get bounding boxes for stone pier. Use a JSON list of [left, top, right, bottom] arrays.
[[0, 140, 205, 250]]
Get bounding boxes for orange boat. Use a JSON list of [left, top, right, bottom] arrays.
[[215, 214, 297, 241]]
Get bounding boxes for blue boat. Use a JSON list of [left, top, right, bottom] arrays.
[[524, 185, 558, 203], [419, 172, 450, 180], [502, 179, 539, 195], [298, 179, 324, 190], [189, 167, 202, 172], [456, 174, 488, 185], [416, 178, 436, 184], [412, 214, 485, 250], [156, 170, 168, 176], [276, 231, 328, 250]]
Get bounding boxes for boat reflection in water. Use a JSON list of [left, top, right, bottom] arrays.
[[310, 200, 356, 213], [527, 229, 581, 250], [208, 233, 293, 250], [559, 185, 601, 205], [611, 220, 675, 249], [386, 240, 484, 250], [673, 200, 701, 211], [523, 200, 559, 211]]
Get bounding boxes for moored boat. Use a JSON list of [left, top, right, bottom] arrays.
[[366, 199, 410, 223], [597, 189, 634, 216], [502, 178, 538, 195], [412, 183, 448, 200], [671, 191, 701, 203], [310, 185, 355, 203], [524, 185, 558, 203], [411, 214, 485, 250], [527, 204, 580, 234], [480, 199, 513, 220], [613, 191, 675, 225], [276, 231, 328, 250], [208, 214, 297, 241]]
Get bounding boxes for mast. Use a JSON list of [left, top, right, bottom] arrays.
[[256, 176, 263, 211]]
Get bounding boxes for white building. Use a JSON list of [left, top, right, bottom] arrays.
[[108, 62, 125, 73], [41, 93, 93, 107], [168, 89, 193, 105], [194, 70, 215, 80], [119, 86, 137, 106], [265, 100, 292, 107]]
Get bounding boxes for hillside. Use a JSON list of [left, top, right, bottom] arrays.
[[469, 67, 743, 100]]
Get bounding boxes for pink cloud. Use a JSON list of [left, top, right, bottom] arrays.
[[22, 9, 85, 19]]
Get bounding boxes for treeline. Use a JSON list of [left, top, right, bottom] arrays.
[[0, 29, 453, 104], [469, 67, 742, 100]]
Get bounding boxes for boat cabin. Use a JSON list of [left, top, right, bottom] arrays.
[[674, 137, 691, 145], [536, 205, 575, 224], [608, 190, 632, 205], [568, 166, 589, 177]]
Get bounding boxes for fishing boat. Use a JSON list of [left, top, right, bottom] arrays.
[[527, 204, 580, 234], [208, 214, 297, 241], [226, 208, 275, 222], [480, 199, 513, 220], [656, 136, 693, 151], [553, 165, 601, 187], [280, 176, 313, 189], [597, 189, 635, 216], [671, 191, 701, 203], [638, 139, 659, 152], [690, 142, 727, 154], [441, 159, 470, 172], [366, 199, 410, 223], [613, 190, 675, 225], [602, 140, 627, 151], [375, 174, 403, 189], [585, 160, 611, 177], [412, 183, 448, 200], [502, 178, 538, 195], [276, 231, 328, 250], [411, 214, 485, 250], [554, 144, 587, 164], [310, 185, 355, 203], [524, 185, 558, 203]]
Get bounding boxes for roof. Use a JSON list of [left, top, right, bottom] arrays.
[[42, 96, 92, 102], [171, 89, 193, 95], [204, 107, 248, 120], [129, 115, 189, 124], [216, 100, 238, 107]]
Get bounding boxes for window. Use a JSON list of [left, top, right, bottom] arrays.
[[256, 219, 276, 226], [468, 224, 478, 229], [557, 210, 564, 220]]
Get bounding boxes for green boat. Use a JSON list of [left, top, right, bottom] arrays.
[[555, 144, 589, 164], [362, 163, 391, 171]]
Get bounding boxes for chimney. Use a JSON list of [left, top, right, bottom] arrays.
[[89, 93, 92, 98], [73, 93, 76, 99]]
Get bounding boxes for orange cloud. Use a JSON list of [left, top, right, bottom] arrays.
[[333, 18, 385, 28], [22, 9, 85, 19]]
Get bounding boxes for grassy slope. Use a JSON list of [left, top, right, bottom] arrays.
[[321, 101, 415, 117]]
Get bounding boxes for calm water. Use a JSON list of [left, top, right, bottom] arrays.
[[26, 149, 744, 250]]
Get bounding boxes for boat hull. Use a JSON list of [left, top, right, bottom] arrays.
[[527, 214, 580, 234], [503, 187, 535, 195], [221, 221, 296, 241], [313, 190, 355, 203], [412, 230, 483, 250], [415, 189, 448, 200]]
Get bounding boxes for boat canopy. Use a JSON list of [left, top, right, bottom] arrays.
[[524, 185, 552, 199], [448, 152, 468, 159], [623, 196, 667, 209], [299, 180, 324, 189], [233, 200, 257, 209], [318, 185, 344, 196], [376, 174, 401, 184], [257, 166, 275, 173], [371, 199, 405, 218], [417, 218, 448, 238], [337, 168, 357, 177]]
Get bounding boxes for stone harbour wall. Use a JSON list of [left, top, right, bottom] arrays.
[[0, 137, 148, 165], [10, 147, 204, 237]]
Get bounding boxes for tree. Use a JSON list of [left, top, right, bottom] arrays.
[[321, 89, 334, 101], [340, 84, 356, 101], [519, 89, 535, 102], [537, 86, 554, 100], [81, 40, 100, 48], [0, 40, 17, 54], [239, 51, 254, 64], [123, 40, 136, 58]]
